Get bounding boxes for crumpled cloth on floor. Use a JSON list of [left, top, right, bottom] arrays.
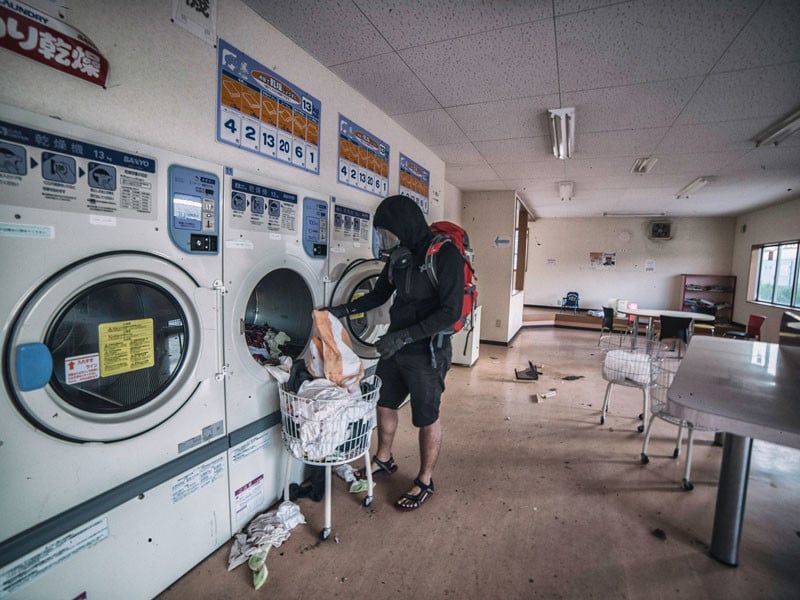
[[284, 379, 374, 461], [227, 501, 306, 571]]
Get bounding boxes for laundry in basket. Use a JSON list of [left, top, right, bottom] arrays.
[[602, 349, 656, 386], [305, 310, 363, 393]]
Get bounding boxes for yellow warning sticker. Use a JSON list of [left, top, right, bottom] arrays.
[[349, 291, 366, 320], [98, 318, 155, 377]]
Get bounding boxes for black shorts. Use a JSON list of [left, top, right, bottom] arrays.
[[375, 338, 452, 427]]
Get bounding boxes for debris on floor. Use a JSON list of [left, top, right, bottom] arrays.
[[561, 375, 584, 381], [651, 528, 667, 541], [537, 389, 557, 402], [514, 361, 541, 380]]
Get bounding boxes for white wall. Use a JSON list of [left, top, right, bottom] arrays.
[[523, 217, 736, 311], [462, 191, 522, 343], [0, 0, 445, 221], [443, 181, 463, 225], [732, 197, 800, 343]]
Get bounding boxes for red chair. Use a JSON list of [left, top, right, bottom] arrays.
[[725, 314, 766, 341]]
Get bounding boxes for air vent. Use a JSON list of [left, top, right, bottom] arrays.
[[649, 221, 672, 240]]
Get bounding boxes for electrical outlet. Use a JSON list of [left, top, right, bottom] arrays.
[[495, 319, 501, 327]]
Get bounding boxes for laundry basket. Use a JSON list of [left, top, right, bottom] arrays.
[[599, 335, 667, 431], [279, 375, 381, 540]]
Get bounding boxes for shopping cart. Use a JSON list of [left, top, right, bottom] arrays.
[[599, 334, 667, 431], [279, 375, 381, 540]]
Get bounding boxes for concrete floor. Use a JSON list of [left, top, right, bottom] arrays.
[[157, 327, 800, 600]]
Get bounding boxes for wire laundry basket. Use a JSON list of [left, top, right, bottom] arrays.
[[598, 335, 668, 431], [640, 357, 717, 490], [279, 375, 381, 540]]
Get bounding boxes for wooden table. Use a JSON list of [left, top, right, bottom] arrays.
[[618, 307, 715, 348], [667, 336, 800, 565]]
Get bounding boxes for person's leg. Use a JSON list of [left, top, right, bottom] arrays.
[[375, 405, 399, 463], [396, 418, 441, 509]]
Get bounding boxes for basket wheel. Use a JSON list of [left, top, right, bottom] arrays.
[[682, 479, 694, 491], [362, 495, 373, 507], [320, 528, 331, 541], [640, 453, 649, 464], [637, 424, 645, 433]]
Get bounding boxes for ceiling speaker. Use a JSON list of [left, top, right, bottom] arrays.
[[649, 221, 672, 240]]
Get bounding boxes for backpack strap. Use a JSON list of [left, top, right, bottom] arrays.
[[422, 235, 454, 288]]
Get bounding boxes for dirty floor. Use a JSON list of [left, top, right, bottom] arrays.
[[157, 327, 800, 599]]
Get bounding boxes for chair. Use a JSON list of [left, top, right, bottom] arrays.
[[624, 302, 638, 335], [724, 314, 766, 341], [640, 357, 718, 490], [658, 315, 692, 358], [599, 335, 667, 432], [689, 304, 717, 336], [560, 291, 579, 313], [598, 306, 628, 345]]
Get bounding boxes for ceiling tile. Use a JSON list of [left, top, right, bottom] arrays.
[[330, 53, 440, 115], [556, 0, 758, 91], [491, 160, 567, 180], [429, 142, 486, 165], [475, 137, 553, 163], [456, 180, 510, 191], [243, 0, 391, 65], [677, 64, 800, 124], [391, 109, 469, 145], [654, 118, 775, 153], [649, 151, 745, 175], [578, 128, 668, 158], [357, 0, 553, 49], [714, 0, 800, 72], [399, 20, 558, 107], [562, 78, 703, 132], [446, 94, 560, 142], [445, 164, 500, 184]]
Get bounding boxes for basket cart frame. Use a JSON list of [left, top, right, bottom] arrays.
[[640, 357, 718, 490], [599, 335, 668, 432], [279, 375, 381, 540]]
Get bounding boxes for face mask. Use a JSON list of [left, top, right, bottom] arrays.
[[376, 227, 400, 258]]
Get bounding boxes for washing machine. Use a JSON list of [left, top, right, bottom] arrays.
[[221, 167, 328, 531], [0, 448, 230, 600], [325, 195, 391, 370], [0, 105, 229, 568]]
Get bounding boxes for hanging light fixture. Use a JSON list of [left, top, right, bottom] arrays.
[[548, 107, 575, 159], [676, 176, 715, 199]]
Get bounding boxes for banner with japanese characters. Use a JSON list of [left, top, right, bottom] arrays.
[[217, 39, 321, 174], [399, 153, 430, 214], [0, 0, 109, 87], [337, 115, 389, 198]]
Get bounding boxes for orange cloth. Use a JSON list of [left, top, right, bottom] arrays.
[[305, 310, 364, 392]]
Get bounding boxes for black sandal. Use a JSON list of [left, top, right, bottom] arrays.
[[355, 454, 398, 480], [395, 478, 434, 511]]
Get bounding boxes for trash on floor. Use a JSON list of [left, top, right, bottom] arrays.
[[651, 528, 667, 541], [228, 501, 306, 589], [514, 361, 541, 380], [536, 389, 557, 402], [561, 375, 584, 381]]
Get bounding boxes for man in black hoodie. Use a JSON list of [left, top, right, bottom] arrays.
[[329, 195, 464, 511]]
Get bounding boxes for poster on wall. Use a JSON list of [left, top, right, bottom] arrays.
[[217, 39, 321, 174], [590, 252, 616, 270], [0, 0, 109, 87], [337, 115, 389, 198], [398, 153, 430, 214], [172, 0, 217, 45]]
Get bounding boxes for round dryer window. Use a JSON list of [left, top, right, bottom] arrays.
[[5, 252, 210, 442]]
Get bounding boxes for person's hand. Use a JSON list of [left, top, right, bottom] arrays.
[[326, 305, 349, 319], [376, 330, 412, 358]]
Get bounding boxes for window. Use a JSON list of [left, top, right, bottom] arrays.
[[752, 240, 800, 307]]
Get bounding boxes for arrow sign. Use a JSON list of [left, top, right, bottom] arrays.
[[494, 236, 510, 247]]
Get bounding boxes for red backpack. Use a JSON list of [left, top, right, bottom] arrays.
[[424, 221, 478, 339]]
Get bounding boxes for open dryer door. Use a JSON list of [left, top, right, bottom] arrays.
[[328, 258, 391, 360]]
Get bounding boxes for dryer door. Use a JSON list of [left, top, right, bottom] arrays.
[[5, 252, 215, 442], [329, 258, 391, 360]]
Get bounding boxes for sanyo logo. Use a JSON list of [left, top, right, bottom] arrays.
[[123, 156, 153, 169]]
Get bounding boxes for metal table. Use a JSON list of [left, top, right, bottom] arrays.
[[667, 336, 800, 565], [619, 307, 715, 348]]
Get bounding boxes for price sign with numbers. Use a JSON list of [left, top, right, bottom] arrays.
[[399, 154, 430, 214], [337, 115, 389, 198], [217, 39, 321, 174]]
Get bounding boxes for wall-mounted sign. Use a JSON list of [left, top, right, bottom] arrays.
[[217, 39, 321, 174], [338, 115, 389, 197], [171, 0, 217, 46], [399, 153, 430, 214], [0, 0, 109, 87]]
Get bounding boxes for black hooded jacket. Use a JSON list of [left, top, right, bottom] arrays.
[[346, 195, 464, 347]]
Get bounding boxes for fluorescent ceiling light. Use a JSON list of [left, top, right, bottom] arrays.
[[754, 106, 800, 147], [548, 107, 575, 159], [630, 157, 658, 174], [676, 176, 715, 199], [603, 212, 666, 218], [558, 180, 574, 201]]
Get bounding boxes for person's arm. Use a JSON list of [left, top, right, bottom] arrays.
[[332, 262, 394, 316]]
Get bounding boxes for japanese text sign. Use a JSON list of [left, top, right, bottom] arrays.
[[0, 0, 109, 88]]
